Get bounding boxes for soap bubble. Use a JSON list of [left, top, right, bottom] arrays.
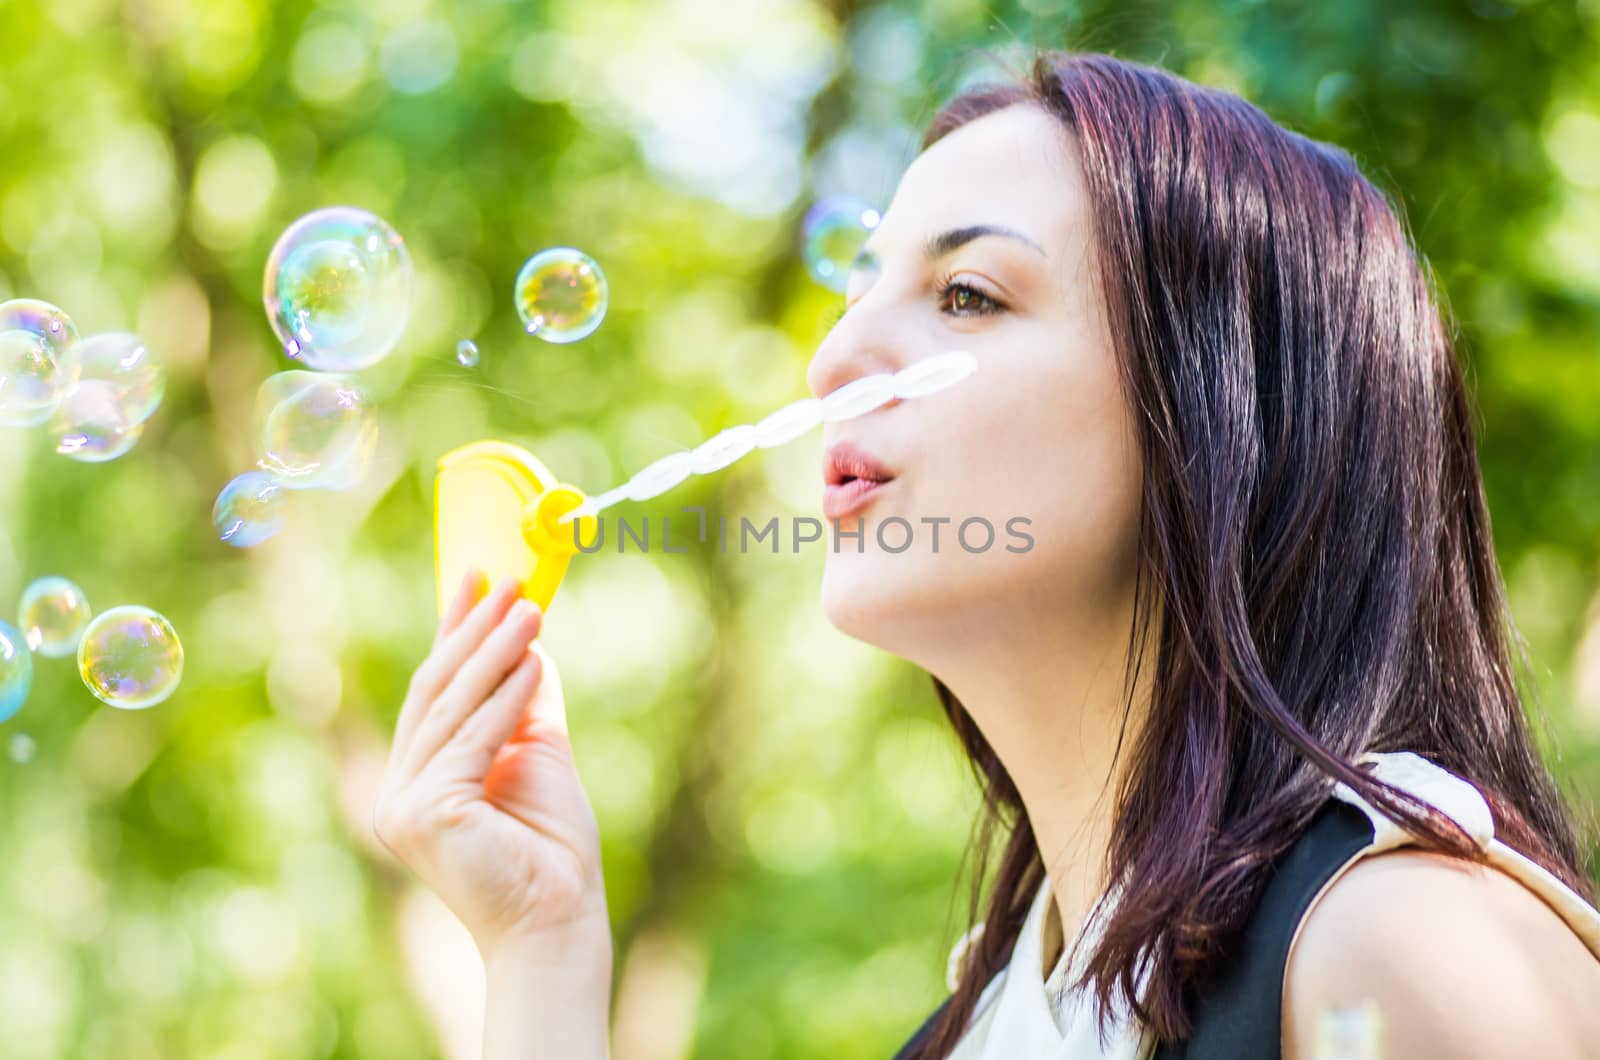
[[77, 605, 184, 710], [8, 732, 34, 764], [515, 247, 608, 343], [0, 620, 32, 723], [214, 471, 288, 547], [50, 381, 147, 462], [255, 370, 378, 490], [455, 339, 479, 367], [18, 576, 92, 657], [263, 206, 412, 371], [1314, 1001, 1383, 1060], [0, 298, 79, 427], [802, 195, 880, 292], [61, 332, 164, 424], [52, 331, 163, 460]]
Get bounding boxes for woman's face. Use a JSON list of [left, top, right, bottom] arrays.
[[805, 103, 1144, 662]]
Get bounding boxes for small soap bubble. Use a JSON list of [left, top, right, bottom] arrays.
[[1314, 1000, 1384, 1060], [263, 206, 412, 371], [0, 620, 32, 723], [214, 471, 288, 547], [802, 195, 880, 293], [515, 247, 608, 343], [0, 298, 79, 427], [77, 605, 184, 710], [18, 576, 92, 658], [455, 339, 480, 367], [8, 732, 34, 764], [255, 370, 378, 490], [49, 380, 146, 462]]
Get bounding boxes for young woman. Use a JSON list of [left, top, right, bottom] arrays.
[[374, 50, 1600, 1059]]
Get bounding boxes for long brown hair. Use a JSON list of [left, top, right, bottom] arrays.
[[908, 49, 1597, 1054]]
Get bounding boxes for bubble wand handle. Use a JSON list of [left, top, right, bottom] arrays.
[[557, 349, 978, 525]]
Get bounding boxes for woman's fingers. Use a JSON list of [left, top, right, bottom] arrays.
[[413, 577, 523, 702], [400, 598, 544, 778], [391, 576, 522, 766], [454, 645, 544, 765], [436, 568, 488, 647]]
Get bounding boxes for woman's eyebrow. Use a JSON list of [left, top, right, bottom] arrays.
[[925, 224, 1048, 260], [849, 223, 1048, 276]]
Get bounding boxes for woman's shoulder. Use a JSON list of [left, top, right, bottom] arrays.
[[1281, 753, 1600, 1060], [1284, 846, 1600, 1057]]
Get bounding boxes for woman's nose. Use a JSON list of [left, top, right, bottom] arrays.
[[805, 303, 903, 403]]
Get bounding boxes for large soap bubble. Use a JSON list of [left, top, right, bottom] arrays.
[[50, 380, 147, 462], [77, 605, 184, 710], [0, 620, 31, 723], [0, 299, 79, 427], [263, 206, 412, 371], [801, 196, 880, 293], [255, 370, 378, 490], [52, 331, 164, 461], [62, 332, 163, 421]]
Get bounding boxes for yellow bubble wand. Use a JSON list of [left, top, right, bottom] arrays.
[[432, 350, 979, 617]]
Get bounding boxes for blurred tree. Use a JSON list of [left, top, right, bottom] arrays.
[[0, 0, 1595, 1058]]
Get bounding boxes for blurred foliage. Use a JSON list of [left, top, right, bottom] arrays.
[[0, 0, 1598, 1057]]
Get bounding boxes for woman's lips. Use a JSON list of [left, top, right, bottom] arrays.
[[822, 477, 892, 520]]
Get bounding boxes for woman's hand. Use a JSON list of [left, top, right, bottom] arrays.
[[373, 570, 610, 960]]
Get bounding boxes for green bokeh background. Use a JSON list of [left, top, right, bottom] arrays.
[[1, 0, 1598, 1057]]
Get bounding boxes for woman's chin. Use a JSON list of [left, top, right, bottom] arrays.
[[818, 553, 930, 646]]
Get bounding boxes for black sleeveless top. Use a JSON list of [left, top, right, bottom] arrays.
[[891, 799, 1375, 1059]]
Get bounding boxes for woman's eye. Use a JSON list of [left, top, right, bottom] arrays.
[[939, 279, 1001, 317], [828, 279, 1001, 325]]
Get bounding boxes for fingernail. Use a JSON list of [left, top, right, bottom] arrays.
[[510, 599, 535, 622]]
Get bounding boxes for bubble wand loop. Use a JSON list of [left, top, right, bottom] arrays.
[[431, 350, 978, 618]]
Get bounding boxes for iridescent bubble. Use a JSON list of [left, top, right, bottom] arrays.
[[255, 370, 378, 490], [8, 732, 34, 764], [455, 338, 479, 367], [515, 247, 608, 343], [18, 576, 92, 658], [263, 206, 412, 371], [49, 380, 146, 462], [802, 195, 881, 293], [77, 605, 184, 710], [0, 620, 32, 723], [0, 298, 79, 427], [60, 331, 164, 423], [214, 471, 288, 547]]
